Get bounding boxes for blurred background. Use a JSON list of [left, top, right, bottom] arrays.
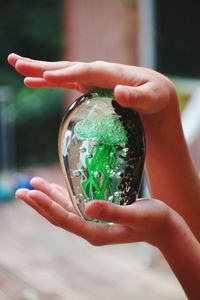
[[0, 0, 199, 299]]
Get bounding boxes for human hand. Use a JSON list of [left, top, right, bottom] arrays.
[[10, 53, 195, 235], [16, 177, 200, 300], [15, 177, 179, 247], [8, 53, 177, 115]]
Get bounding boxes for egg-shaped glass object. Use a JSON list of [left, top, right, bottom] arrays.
[[58, 89, 145, 222]]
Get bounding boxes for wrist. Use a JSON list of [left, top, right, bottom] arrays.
[[141, 201, 184, 249], [151, 206, 184, 249], [154, 208, 192, 251], [154, 209, 200, 300]]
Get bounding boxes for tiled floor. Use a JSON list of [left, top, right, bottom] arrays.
[[0, 165, 186, 300]]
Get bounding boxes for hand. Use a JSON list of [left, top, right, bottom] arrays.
[[15, 177, 177, 247], [11, 53, 199, 242], [8, 53, 177, 115], [16, 177, 200, 300]]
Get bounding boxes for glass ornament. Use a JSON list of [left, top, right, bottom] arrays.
[[58, 89, 145, 222]]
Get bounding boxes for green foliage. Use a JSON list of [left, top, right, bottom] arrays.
[[0, 0, 62, 86], [0, 0, 63, 167], [14, 88, 64, 167], [13, 87, 63, 125]]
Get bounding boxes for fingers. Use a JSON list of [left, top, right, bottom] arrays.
[[43, 63, 94, 84], [8, 53, 77, 77], [23, 77, 83, 91], [42, 62, 168, 114], [50, 183, 68, 196], [43, 61, 126, 88], [17, 188, 74, 228], [15, 188, 58, 225], [16, 188, 134, 245], [30, 177, 74, 212], [15, 60, 76, 77], [24, 77, 59, 88], [7, 53, 32, 67]]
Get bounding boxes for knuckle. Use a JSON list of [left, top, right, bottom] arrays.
[[42, 199, 54, 211], [58, 213, 69, 227], [80, 63, 98, 82], [91, 60, 105, 67], [75, 62, 90, 76], [91, 60, 111, 71]]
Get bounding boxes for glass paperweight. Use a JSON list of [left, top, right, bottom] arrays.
[[58, 89, 145, 222]]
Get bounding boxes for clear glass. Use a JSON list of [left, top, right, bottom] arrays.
[[58, 89, 145, 222]]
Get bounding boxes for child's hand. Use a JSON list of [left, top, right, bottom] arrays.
[[10, 53, 200, 298], [15, 177, 200, 300], [16, 177, 178, 247], [7, 53, 176, 115], [9, 53, 200, 241]]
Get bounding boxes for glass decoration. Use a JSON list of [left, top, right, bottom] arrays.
[[58, 89, 145, 222]]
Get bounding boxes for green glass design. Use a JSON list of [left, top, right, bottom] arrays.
[[58, 89, 145, 222], [74, 114, 128, 204]]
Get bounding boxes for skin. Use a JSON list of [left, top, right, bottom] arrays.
[[7, 54, 200, 241], [15, 177, 200, 299], [8, 53, 200, 299]]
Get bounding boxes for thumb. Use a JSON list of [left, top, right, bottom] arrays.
[[85, 199, 170, 233], [114, 83, 160, 114], [85, 200, 142, 225]]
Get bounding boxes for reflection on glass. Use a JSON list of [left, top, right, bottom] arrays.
[[58, 89, 145, 222]]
